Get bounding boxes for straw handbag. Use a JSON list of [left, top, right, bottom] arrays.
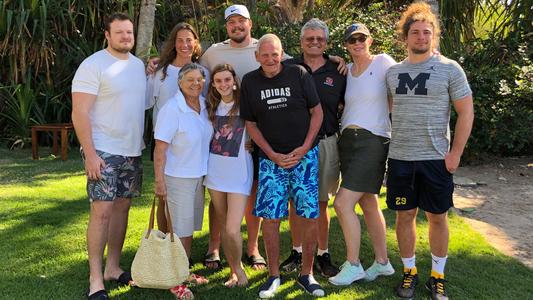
[[131, 196, 189, 289]]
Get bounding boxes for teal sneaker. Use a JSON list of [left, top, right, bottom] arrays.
[[328, 261, 366, 286], [364, 260, 395, 281]]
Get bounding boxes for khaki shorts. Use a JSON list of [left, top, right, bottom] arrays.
[[165, 175, 205, 238], [318, 135, 340, 202]]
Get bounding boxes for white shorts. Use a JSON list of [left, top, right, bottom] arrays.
[[165, 175, 205, 237]]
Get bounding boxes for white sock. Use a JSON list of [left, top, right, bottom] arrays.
[[317, 248, 328, 256], [431, 253, 447, 275], [401, 255, 416, 269], [293, 245, 302, 253]]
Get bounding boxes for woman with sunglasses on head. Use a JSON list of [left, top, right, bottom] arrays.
[[203, 64, 252, 288], [329, 23, 396, 286]]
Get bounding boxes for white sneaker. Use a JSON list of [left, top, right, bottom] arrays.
[[259, 276, 281, 299], [328, 261, 366, 286], [364, 260, 395, 281]]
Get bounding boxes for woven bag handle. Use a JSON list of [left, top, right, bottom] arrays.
[[145, 195, 175, 242]]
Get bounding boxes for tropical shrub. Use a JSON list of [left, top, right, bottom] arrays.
[[0, 0, 530, 160], [448, 33, 533, 160]]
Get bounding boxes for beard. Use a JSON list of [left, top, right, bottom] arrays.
[[229, 28, 247, 44], [111, 46, 131, 54], [229, 34, 246, 44], [110, 41, 133, 53], [411, 46, 430, 55]]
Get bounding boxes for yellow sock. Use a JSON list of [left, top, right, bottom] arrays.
[[431, 270, 444, 279], [403, 266, 417, 275]]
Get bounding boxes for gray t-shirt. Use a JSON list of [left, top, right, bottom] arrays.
[[200, 38, 292, 81], [386, 55, 472, 160], [200, 39, 259, 81]]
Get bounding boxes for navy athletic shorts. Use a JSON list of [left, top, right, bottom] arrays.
[[386, 159, 453, 214]]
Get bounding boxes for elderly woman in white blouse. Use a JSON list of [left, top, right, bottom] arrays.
[[153, 63, 213, 294]]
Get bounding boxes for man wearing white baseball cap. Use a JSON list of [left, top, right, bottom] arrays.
[[224, 4, 251, 20]]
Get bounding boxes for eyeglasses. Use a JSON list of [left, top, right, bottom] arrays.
[[347, 35, 367, 44], [304, 36, 326, 43]]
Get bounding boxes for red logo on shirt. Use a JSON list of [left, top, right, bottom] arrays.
[[324, 77, 334, 86]]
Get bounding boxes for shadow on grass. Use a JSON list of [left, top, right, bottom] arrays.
[[0, 194, 89, 299], [0, 148, 83, 186], [1, 148, 532, 299]]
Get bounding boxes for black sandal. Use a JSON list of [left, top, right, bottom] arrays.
[[246, 254, 267, 269], [115, 271, 135, 286], [87, 289, 109, 300], [204, 252, 222, 270]]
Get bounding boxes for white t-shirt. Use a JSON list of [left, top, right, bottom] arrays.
[[72, 49, 146, 156], [341, 54, 396, 138], [146, 64, 210, 127], [204, 101, 253, 195], [154, 91, 213, 178]]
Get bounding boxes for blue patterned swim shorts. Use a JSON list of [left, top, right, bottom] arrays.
[[81, 149, 143, 202], [254, 146, 319, 219]]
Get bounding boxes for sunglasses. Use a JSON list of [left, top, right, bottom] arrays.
[[347, 35, 367, 44], [304, 36, 326, 43]]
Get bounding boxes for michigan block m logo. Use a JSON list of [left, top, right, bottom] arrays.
[[395, 73, 430, 95]]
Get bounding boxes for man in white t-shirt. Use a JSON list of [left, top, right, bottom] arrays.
[[71, 13, 146, 299]]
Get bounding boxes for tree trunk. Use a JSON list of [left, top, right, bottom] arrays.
[[135, 0, 157, 63], [270, 0, 311, 24]]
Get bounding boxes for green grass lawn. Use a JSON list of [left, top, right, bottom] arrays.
[[1, 148, 532, 299]]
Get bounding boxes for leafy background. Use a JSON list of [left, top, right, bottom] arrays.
[[0, 0, 531, 160]]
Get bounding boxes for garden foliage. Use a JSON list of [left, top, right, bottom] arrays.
[[0, 1, 530, 160]]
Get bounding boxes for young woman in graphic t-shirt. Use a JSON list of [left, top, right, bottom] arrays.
[[204, 64, 253, 287]]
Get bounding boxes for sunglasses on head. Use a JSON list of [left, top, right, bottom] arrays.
[[304, 36, 326, 43], [347, 35, 367, 44]]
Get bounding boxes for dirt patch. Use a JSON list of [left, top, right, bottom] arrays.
[[453, 156, 533, 268]]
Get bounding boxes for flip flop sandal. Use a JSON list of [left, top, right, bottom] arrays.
[[114, 271, 136, 287], [203, 252, 221, 270], [246, 254, 267, 269], [170, 284, 194, 300], [87, 289, 109, 300]]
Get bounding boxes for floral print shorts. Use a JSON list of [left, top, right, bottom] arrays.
[[81, 149, 143, 202]]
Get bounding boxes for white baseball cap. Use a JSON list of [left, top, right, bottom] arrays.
[[224, 4, 250, 20]]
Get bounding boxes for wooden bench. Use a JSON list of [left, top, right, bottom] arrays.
[[31, 123, 74, 161]]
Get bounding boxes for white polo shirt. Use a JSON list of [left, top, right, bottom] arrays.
[[154, 90, 213, 178]]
